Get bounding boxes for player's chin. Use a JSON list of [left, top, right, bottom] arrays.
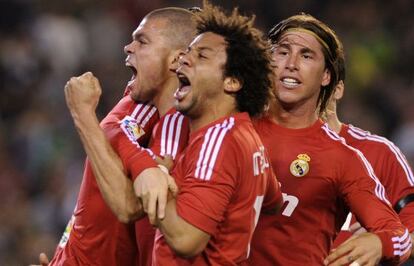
[[131, 89, 151, 103]]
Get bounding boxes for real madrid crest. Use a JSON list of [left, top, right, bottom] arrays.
[[289, 154, 310, 177]]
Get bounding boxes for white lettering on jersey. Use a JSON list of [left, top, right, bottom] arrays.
[[253, 146, 269, 176]]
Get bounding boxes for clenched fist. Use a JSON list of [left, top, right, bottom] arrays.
[[64, 72, 102, 118]]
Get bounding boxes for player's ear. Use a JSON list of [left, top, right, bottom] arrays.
[[169, 49, 185, 73], [333, 80, 344, 100], [321, 69, 331, 87], [223, 77, 242, 93]]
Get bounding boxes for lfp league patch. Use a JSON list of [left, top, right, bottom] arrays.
[[120, 115, 145, 142]]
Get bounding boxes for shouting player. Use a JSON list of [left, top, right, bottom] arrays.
[[151, 2, 283, 265], [47, 7, 196, 266]]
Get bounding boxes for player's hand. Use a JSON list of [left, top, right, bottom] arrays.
[[155, 155, 174, 172], [29, 252, 49, 266], [64, 72, 102, 117], [134, 167, 178, 224], [349, 221, 367, 235], [324, 232, 382, 266]]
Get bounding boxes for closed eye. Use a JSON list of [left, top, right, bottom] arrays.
[[302, 53, 313, 59], [198, 53, 207, 59]]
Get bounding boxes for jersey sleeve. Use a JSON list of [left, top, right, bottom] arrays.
[[262, 167, 283, 214], [110, 104, 160, 180], [149, 111, 189, 160], [339, 149, 412, 264], [376, 143, 414, 232], [175, 134, 239, 235]]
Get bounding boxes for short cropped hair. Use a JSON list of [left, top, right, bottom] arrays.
[[268, 14, 344, 113], [147, 7, 196, 50], [194, 1, 273, 117]]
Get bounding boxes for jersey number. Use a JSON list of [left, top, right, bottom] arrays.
[[281, 193, 299, 217]]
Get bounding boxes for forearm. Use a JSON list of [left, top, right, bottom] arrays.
[[73, 111, 143, 223], [156, 198, 209, 257]]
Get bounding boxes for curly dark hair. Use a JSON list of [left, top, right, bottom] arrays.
[[194, 1, 273, 117], [268, 13, 345, 114]]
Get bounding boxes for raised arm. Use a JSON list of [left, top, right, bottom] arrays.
[[65, 72, 166, 223]]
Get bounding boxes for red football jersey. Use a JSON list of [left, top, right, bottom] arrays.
[[134, 108, 190, 266], [334, 124, 414, 246], [248, 118, 411, 265], [50, 96, 159, 266], [153, 113, 283, 266]]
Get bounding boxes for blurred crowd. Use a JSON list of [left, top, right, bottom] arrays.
[[0, 0, 413, 264]]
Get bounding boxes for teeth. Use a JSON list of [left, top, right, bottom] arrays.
[[282, 77, 299, 86]]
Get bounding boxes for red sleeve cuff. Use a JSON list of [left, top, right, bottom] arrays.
[[376, 230, 411, 264], [128, 152, 158, 181], [376, 231, 395, 261]]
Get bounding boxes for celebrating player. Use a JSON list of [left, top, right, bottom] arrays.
[[248, 14, 411, 266], [47, 7, 196, 266], [151, 2, 283, 265], [325, 58, 414, 261]]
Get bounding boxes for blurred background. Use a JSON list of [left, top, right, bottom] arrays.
[[0, 0, 413, 264]]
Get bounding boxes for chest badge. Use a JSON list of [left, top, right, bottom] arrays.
[[290, 154, 310, 177]]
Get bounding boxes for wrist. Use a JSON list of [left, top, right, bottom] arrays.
[[72, 110, 98, 128]]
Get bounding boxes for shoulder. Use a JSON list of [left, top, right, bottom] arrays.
[[346, 124, 401, 152], [319, 123, 364, 160]]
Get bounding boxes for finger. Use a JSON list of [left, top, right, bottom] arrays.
[[157, 164, 169, 174], [349, 256, 368, 266], [167, 175, 178, 196], [154, 156, 164, 165], [164, 155, 173, 161], [39, 253, 49, 266], [135, 183, 143, 198], [147, 192, 157, 225], [326, 250, 359, 266], [83, 71, 92, 77], [92, 76, 102, 94], [157, 185, 168, 220], [325, 242, 354, 265], [141, 192, 149, 213], [163, 155, 174, 170]]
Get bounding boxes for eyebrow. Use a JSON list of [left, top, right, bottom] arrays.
[[276, 42, 317, 55], [132, 31, 146, 40], [300, 47, 317, 55], [192, 46, 215, 53]]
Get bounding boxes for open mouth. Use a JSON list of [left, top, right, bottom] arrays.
[[281, 77, 301, 88], [174, 72, 191, 100], [126, 64, 137, 80], [126, 63, 138, 89]]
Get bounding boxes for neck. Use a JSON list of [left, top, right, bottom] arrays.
[[189, 98, 238, 133], [270, 99, 319, 129], [152, 76, 178, 117], [324, 107, 342, 134]]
